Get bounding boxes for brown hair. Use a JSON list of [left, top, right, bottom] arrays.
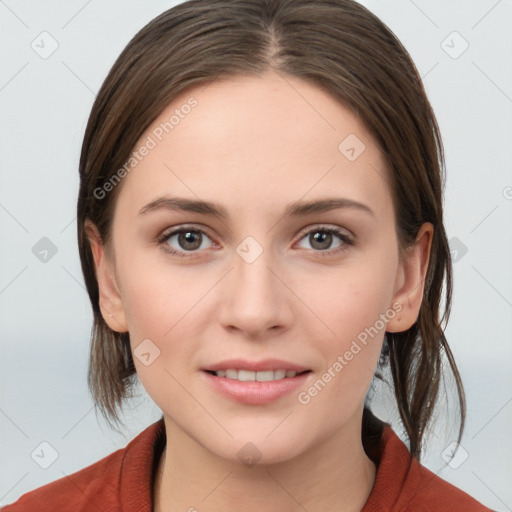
[[77, 0, 465, 460]]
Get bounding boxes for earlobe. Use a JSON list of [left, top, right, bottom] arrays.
[[84, 220, 129, 333], [386, 222, 433, 333]]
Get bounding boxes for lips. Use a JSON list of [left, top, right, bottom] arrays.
[[202, 358, 311, 373], [200, 359, 312, 404]]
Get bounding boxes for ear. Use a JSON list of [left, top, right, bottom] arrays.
[[84, 219, 128, 333], [386, 222, 433, 333]]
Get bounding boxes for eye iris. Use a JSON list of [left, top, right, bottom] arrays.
[[310, 231, 332, 250], [178, 230, 202, 250]]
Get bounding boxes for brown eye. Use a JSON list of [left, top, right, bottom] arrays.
[[157, 227, 214, 257], [296, 226, 354, 257], [309, 231, 333, 250], [177, 230, 203, 250]]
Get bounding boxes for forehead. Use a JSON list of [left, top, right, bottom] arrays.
[[114, 71, 392, 222]]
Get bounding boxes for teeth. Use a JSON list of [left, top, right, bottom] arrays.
[[213, 369, 299, 381], [238, 370, 255, 381], [274, 369, 286, 379], [256, 370, 274, 382]]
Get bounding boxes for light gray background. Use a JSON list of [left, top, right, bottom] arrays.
[[0, 0, 511, 510]]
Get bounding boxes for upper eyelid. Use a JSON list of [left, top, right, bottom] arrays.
[[160, 224, 216, 242], [296, 224, 352, 238]]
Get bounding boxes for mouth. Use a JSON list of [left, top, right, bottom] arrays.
[[203, 369, 312, 381], [200, 359, 312, 404]]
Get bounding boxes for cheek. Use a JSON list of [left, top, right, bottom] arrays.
[[296, 289, 389, 418], [298, 246, 397, 389], [117, 261, 206, 409], [116, 248, 207, 336], [116, 254, 221, 393], [334, 273, 396, 341], [298, 245, 397, 339]]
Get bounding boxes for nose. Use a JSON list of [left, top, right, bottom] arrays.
[[217, 244, 294, 340]]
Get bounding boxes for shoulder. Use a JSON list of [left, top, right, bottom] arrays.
[[1, 447, 126, 512], [363, 425, 495, 512], [402, 458, 494, 511], [1, 419, 165, 512]]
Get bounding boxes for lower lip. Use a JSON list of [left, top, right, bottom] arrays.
[[201, 370, 311, 405]]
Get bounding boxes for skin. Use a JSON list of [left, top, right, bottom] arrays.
[[86, 71, 432, 512]]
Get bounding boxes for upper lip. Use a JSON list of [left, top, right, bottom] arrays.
[[202, 358, 310, 372]]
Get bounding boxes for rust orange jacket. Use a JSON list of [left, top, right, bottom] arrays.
[[2, 419, 493, 511]]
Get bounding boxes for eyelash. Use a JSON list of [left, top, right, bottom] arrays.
[[156, 225, 355, 259]]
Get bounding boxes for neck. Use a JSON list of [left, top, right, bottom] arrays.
[[154, 414, 377, 512]]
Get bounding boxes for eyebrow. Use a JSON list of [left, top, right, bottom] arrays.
[[138, 196, 375, 219]]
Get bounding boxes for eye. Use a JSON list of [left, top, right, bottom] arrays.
[[156, 224, 354, 259], [157, 226, 215, 257], [296, 225, 354, 256]]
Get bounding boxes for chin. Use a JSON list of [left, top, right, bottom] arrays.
[[212, 428, 311, 467]]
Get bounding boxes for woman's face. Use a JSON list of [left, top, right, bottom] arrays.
[[93, 71, 427, 464]]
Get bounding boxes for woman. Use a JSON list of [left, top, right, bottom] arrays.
[[3, 0, 495, 510]]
